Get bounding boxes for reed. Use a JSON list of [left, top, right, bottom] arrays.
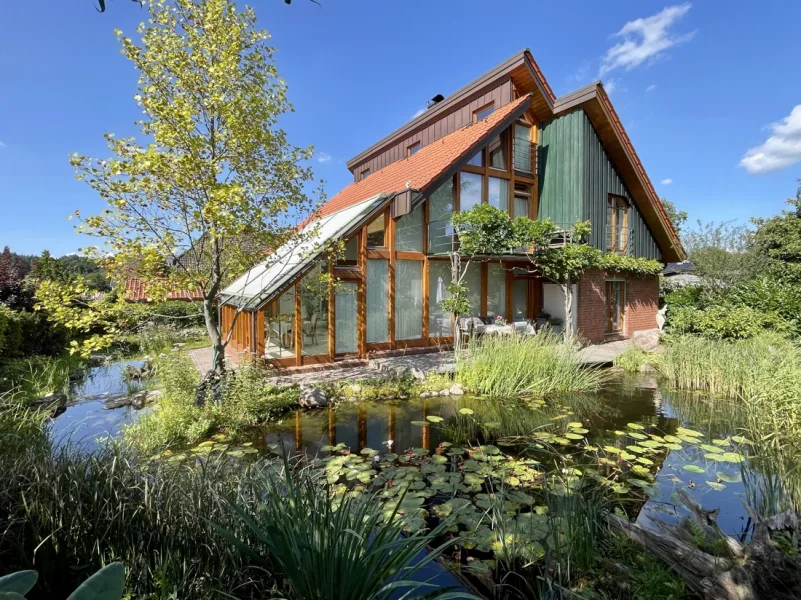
[[456, 333, 607, 398]]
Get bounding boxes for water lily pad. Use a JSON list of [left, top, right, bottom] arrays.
[[677, 427, 703, 438], [479, 445, 501, 455], [706, 481, 726, 491], [716, 471, 742, 483], [411, 447, 430, 456], [627, 423, 645, 430], [683, 464, 706, 473], [719, 452, 746, 463], [731, 435, 753, 445], [625, 445, 647, 454], [632, 465, 651, 476], [565, 432, 585, 440], [426, 415, 444, 423], [567, 422, 583, 428], [664, 435, 682, 444], [459, 408, 474, 415], [431, 454, 448, 464], [700, 444, 724, 454], [712, 438, 731, 447], [704, 453, 721, 462], [360, 448, 378, 457], [629, 432, 648, 440], [664, 443, 683, 451], [570, 428, 589, 434], [620, 451, 636, 461], [636, 457, 654, 466], [410, 421, 429, 427]]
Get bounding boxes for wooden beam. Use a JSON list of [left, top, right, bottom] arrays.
[[294, 281, 302, 367]]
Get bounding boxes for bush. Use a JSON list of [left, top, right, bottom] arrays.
[[0, 307, 67, 358], [456, 332, 607, 397], [724, 277, 801, 335], [667, 304, 791, 340], [663, 284, 704, 309], [124, 355, 298, 454], [122, 300, 206, 331], [613, 347, 649, 373]]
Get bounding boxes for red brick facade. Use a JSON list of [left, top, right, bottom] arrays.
[[576, 269, 659, 343]]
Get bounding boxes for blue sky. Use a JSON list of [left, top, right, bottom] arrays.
[[1, 0, 800, 256]]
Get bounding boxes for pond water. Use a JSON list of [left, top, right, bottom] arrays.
[[258, 373, 752, 540], [49, 359, 151, 450]]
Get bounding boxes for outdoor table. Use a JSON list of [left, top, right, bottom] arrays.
[[483, 324, 515, 335]]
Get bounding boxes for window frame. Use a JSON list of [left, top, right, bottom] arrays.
[[407, 142, 421, 157], [607, 194, 629, 254], [360, 168, 370, 181], [472, 102, 495, 123]]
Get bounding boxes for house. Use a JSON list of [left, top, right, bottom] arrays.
[[663, 261, 700, 287], [219, 50, 685, 368], [124, 277, 204, 303]]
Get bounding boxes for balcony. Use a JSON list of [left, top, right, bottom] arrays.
[[513, 138, 537, 176]]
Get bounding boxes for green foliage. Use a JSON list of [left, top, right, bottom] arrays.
[[660, 198, 688, 235], [0, 306, 67, 359], [121, 300, 205, 331], [0, 354, 86, 401], [217, 460, 468, 600], [455, 332, 608, 397], [2, 564, 126, 600], [439, 280, 471, 318], [597, 253, 663, 277], [667, 304, 790, 340], [70, 0, 322, 367], [613, 347, 649, 373], [682, 220, 762, 293], [124, 355, 298, 453], [723, 277, 801, 335], [751, 183, 801, 284], [663, 284, 704, 309], [451, 203, 520, 255]]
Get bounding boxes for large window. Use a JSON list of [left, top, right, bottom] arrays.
[[460, 172, 483, 212], [429, 260, 451, 337], [366, 259, 389, 343], [511, 279, 528, 322], [488, 177, 508, 211], [366, 215, 386, 248], [513, 123, 533, 173], [488, 135, 506, 170], [300, 265, 329, 356], [337, 236, 359, 268], [396, 203, 424, 252], [395, 260, 423, 340], [428, 180, 454, 254], [264, 286, 296, 359], [463, 264, 481, 316], [606, 280, 625, 333], [514, 182, 531, 219], [487, 263, 506, 319], [335, 282, 358, 354], [608, 195, 629, 254]]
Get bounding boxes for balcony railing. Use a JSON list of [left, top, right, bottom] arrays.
[[513, 139, 537, 176], [427, 218, 575, 255], [606, 227, 633, 254]]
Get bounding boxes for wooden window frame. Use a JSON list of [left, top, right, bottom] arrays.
[[360, 168, 370, 181], [407, 142, 421, 157], [605, 279, 626, 334], [365, 210, 389, 250], [335, 233, 361, 270], [608, 194, 629, 254], [472, 102, 495, 123]]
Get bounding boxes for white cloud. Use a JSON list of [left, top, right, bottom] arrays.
[[316, 152, 332, 164], [661, 178, 673, 185], [600, 4, 695, 77], [646, 84, 657, 92], [605, 78, 618, 94], [740, 105, 801, 174], [412, 108, 426, 119], [571, 62, 590, 83]]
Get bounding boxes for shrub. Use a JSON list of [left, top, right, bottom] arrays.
[[613, 347, 649, 373], [667, 304, 791, 339], [0, 354, 86, 401], [121, 301, 205, 332], [724, 277, 801, 335], [0, 308, 67, 358], [663, 284, 704, 309], [456, 332, 607, 397]]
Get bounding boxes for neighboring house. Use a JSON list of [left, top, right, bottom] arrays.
[[124, 277, 203, 303], [663, 261, 700, 287], [220, 49, 685, 368]]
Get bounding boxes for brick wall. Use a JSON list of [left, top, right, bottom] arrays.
[[576, 269, 659, 343]]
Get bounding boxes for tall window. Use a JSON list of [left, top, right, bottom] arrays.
[[513, 123, 533, 173], [488, 134, 506, 170], [429, 260, 451, 337], [366, 259, 389, 343], [428, 180, 454, 254], [300, 264, 329, 356], [488, 177, 508, 211], [396, 203, 424, 251], [336, 236, 359, 268], [606, 280, 625, 333], [514, 182, 531, 218], [608, 195, 629, 253], [395, 260, 423, 340], [366, 215, 386, 248], [460, 172, 483, 212], [487, 263, 506, 319]]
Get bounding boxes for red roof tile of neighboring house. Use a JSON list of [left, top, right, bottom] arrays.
[[124, 278, 204, 302], [319, 94, 533, 218]]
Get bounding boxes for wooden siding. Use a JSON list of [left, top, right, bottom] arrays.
[[582, 112, 661, 260], [538, 111, 584, 225], [221, 304, 253, 354], [350, 80, 513, 181]]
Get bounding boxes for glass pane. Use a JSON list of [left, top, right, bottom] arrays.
[[396, 203, 424, 252], [460, 172, 482, 212], [337, 237, 359, 267], [366, 259, 389, 343], [514, 182, 531, 218], [514, 124, 532, 173], [487, 263, 506, 320], [335, 282, 358, 353], [488, 135, 506, 170], [512, 279, 528, 322], [488, 177, 508, 211], [300, 265, 329, 356], [462, 263, 481, 316], [428, 260, 451, 337], [475, 105, 495, 121], [395, 260, 423, 340], [366, 216, 386, 248], [264, 287, 296, 359], [467, 151, 483, 167], [428, 180, 454, 254], [617, 205, 626, 251]]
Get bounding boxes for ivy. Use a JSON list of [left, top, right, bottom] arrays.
[[597, 254, 663, 277]]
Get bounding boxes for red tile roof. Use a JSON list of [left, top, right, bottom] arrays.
[[319, 94, 533, 217], [124, 278, 204, 302]]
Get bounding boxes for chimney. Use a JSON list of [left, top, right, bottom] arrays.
[[426, 94, 445, 109]]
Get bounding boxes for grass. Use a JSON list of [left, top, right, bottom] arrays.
[[0, 354, 86, 402], [455, 332, 608, 398], [612, 347, 650, 373], [123, 353, 299, 454]]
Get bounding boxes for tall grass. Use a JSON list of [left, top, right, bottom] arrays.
[[456, 332, 607, 398], [0, 354, 86, 402], [657, 332, 801, 512]]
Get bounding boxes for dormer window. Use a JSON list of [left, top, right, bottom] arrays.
[[473, 103, 495, 123], [360, 168, 370, 180], [407, 142, 421, 157]]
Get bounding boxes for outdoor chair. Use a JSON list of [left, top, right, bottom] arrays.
[[305, 313, 318, 345]]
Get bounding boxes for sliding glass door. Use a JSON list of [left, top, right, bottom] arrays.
[[335, 282, 358, 354]]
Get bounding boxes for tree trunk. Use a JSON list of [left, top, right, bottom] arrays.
[[202, 296, 225, 374], [563, 277, 574, 340]]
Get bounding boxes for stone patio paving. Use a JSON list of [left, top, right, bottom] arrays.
[[188, 338, 632, 388]]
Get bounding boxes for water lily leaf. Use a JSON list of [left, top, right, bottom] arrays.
[[431, 454, 448, 464], [0, 570, 37, 595], [640, 440, 662, 449], [627, 423, 645, 430], [613, 430, 626, 436], [459, 408, 474, 415], [629, 432, 648, 440], [678, 435, 702, 444], [700, 444, 724, 454], [716, 471, 742, 483], [664, 435, 682, 444], [411, 447, 430, 456], [463, 473, 485, 485], [565, 433, 584, 440], [712, 438, 731, 447], [677, 427, 704, 438], [706, 481, 726, 491], [570, 428, 589, 434], [410, 421, 429, 427], [625, 445, 647, 454], [620, 452, 636, 461], [719, 452, 746, 463], [636, 457, 654, 466], [357, 470, 376, 484], [731, 435, 753, 446], [704, 453, 721, 462], [664, 443, 683, 451], [683, 464, 706, 473], [360, 448, 378, 457], [632, 465, 651, 476], [439, 442, 452, 448], [426, 415, 444, 423], [612, 483, 630, 494], [567, 421, 583, 428], [479, 445, 501, 455]]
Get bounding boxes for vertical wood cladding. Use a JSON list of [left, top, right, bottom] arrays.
[[349, 80, 513, 181]]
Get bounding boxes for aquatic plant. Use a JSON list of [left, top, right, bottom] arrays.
[[0, 354, 86, 402], [456, 332, 607, 398], [612, 347, 649, 373]]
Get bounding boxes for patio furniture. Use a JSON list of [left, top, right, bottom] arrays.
[[483, 324, 515, 336], [304, 313, 319, 345], [459, 316, 486, 340]]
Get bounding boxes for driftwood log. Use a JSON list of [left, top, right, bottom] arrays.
[[606, 488, 801, 599]]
